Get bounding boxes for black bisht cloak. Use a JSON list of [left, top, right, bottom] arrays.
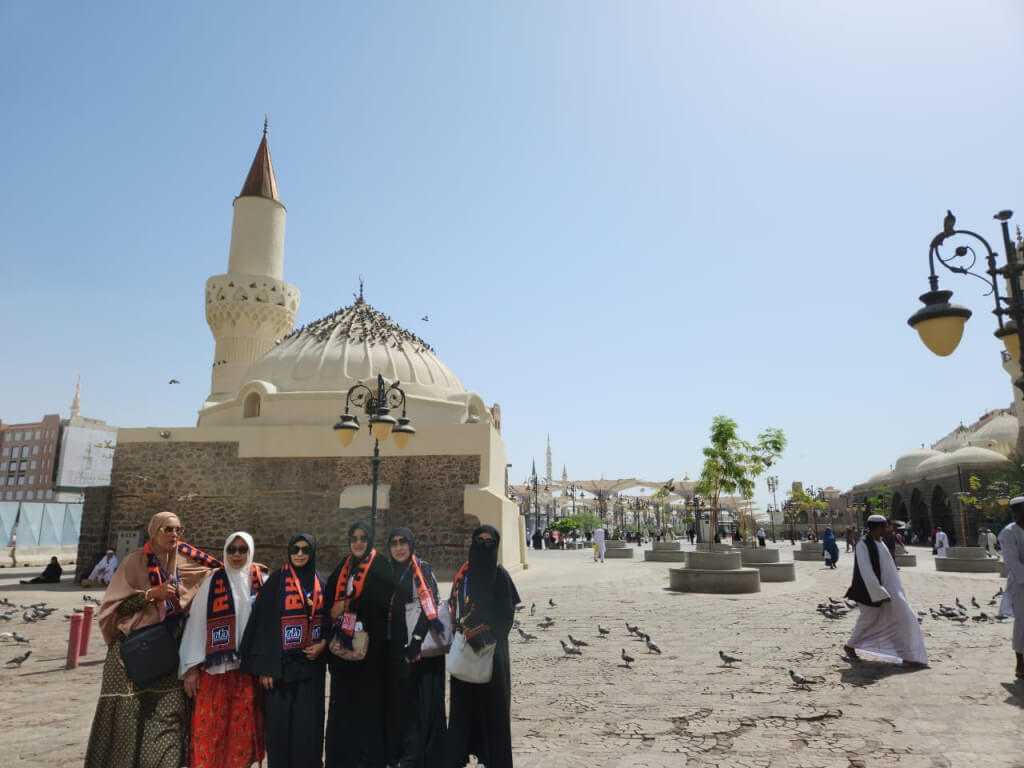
[[443, 524, 520, 768], [239, 533, 326, 768], [323, 521, 395, 768]]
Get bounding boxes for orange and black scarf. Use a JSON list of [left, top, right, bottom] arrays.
[[280, 563, 325, 653], [388, 556, 443, 636], [450, 562, 490, 641], [204, 564, 263, 666], [332, 549, 378, 649], [143, 540, 223, 589]]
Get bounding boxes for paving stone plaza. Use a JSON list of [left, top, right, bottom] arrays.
[[1, 541, 1020, 768]]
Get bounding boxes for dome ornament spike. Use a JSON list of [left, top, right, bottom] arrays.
[[263, 115, 268, 137]]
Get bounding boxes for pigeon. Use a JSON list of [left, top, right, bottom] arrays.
[[6, 650, 30, 667], [421, 315, 429, 322], [22, 613, 37, 623], [559, 640, 582, 657], [621, 648, 635, 668], [944, 209, 956, 235], [537, 620, 555, 630], [971, 596, 980, 609], [719, 651, 741, 666], [989, 599, 998, 606], [0, 632, 12, 640], [549, 599, 557, 608], [950, 614, 968, 624], [994, 588, 1005, 599], [625, 622, 638, 635], [955, 597, 965, 611], [517, 628, 537, 641], [645, 637, 662, 654], [995, 614, 1009, 621], [169, 379, 180, 384], [530, 603, 536, 617], [568, 634, 589, 648], [597, 625, 610, 637], [0, 614, 10, 622], [544, 616, 555, 623], [828, 597, 842, 605], [789, 669, 823, 688], [12, 633, 28, 644]]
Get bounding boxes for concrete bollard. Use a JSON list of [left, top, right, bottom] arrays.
[[79, 605, 94, 656], [67, 614, 83, 669]]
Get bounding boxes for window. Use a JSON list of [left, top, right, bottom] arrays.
[[34, 431, 39, 440], [14, 432, 21, 441], [32, 446, 38, 455], [243, 392, 261, 418], [17, 476, 25, 486], [46, 489, 52, 499], [26, 491, 33, 500], [19, 461, 26, 471], [28, 476, 34, 484], [5, 476, 13, 486], [15, 491, 22, 500], [1, 448, 6, 457], [30, 460, 36, 470], [3, 491, 9, 500]]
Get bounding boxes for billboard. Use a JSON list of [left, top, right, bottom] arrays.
[[55, 423, 117, 490]]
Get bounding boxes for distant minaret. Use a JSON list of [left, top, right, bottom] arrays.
[[546, 433, 552, 484], [562, 464, 567, 483], [70, 375, 81, 419], [204, 120, 300, 404]]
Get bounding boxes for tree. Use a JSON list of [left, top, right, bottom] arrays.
[[695, 416, 787, 550], [787, 487, 827, 534], [552, 510, 602, 536]]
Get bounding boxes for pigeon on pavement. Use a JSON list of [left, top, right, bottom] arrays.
[[719, 651, 741, 666], [559, 640, 582, 657], [549, 599, 557, 608], [645, 637, 662, 654], [6, 650, 30, 667], [971, 596, 980, 609], [517, 628, 537, 641], [537, 620, 555, 630], [530, 602, 536, 617], [621, 648, 635, 668], [568, 634, 589, 648], [789, 669, 823, 688], [597, 625, 610, 636]]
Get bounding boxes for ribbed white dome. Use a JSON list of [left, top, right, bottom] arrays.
[[891, 449, 943, 480], [970, 413, 1018, 450], [916, 446, 1009, 473], [241, 296, 465, 401]]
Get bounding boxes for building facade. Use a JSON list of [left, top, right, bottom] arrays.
[[0, 414, 62, 502]]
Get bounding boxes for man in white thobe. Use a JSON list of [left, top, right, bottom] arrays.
[[986, 528, 998, 557], [934, 527, 949, 557], [592, 526, 606, 562], [843, 515, 928, 666], [83, 549, 118, 587], [998, 498, 1024, 680]]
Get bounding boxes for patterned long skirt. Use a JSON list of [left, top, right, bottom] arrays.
[[190, 668, 265, 768], [84, 638, 188, 768]]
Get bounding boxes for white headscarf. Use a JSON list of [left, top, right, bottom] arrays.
[[178, 531, 257, 677]]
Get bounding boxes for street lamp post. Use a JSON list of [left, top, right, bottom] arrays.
[[766, 475, 780, 543], [333, 373, 415, 543], [908, 209, 1024, 401]]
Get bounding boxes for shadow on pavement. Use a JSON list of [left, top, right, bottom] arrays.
[[1000, 681, 1024, 708], [838, 659, 926, 687]]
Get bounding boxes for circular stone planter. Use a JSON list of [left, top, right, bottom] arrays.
[[604, 540, 635, 559], [935, 546, 1002, 573], [738, 547, 796, 581], [667, 550, 761, 594], [644, 549, 688, 562], [793, 542, 824, 561], [653, 541, 682, 551], [739, 548, 781, 564]]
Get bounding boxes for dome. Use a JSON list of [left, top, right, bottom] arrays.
[[241, 296, 465, 402], [916, 446, 1009, 474], [968, 413, 1017, 452], [890, 449, 943, 480]]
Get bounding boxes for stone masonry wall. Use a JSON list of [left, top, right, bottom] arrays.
[[76, 485, 112, 581], [99, 442, 481, 575]]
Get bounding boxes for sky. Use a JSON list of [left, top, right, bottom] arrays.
[[2, 1, 1024, 514]]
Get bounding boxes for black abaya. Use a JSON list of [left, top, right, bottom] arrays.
[[323, 551, 394, 768], [385, 557, 446, 768], [239, 566, 327, 768], [443, 565, 519, 768]]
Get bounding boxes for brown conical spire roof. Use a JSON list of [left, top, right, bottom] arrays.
[[239, 118, 280, 201]]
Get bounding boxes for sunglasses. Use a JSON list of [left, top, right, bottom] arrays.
[[160, 526, 184, 534], [350, 534, 369, 543], [226, 545, 249, 555], [289, 545, 311, 555], [389, 537, 410, 547]]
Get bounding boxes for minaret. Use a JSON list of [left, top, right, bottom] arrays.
[[545, 433, 553, 484], [70, 375, 81, 420], [204, 121, 300, 405]]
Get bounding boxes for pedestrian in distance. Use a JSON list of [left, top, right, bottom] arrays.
[[997, 497, 1024, 679]]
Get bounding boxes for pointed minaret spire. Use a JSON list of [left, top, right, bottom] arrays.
[[562, 464, 568, 483], [531, 458, 537, 479], [546, 433, 553, 484], [239, 120, 280, 201], [70, 374, 82, 419]]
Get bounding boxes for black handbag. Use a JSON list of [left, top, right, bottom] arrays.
[[119, 621, 180, 687]]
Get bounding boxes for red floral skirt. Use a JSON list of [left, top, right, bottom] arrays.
[[190, 668, 265, 768]]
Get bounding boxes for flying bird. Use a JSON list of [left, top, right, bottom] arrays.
[[621, 648, 635, 668], [168, 379, 180, 384], [6, 650, 30, 667], [719, 650, 741, 666], [421, 315, 429, 322], [559, 639, 582, 657]]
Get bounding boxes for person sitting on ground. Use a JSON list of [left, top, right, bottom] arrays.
[[20, 556, 63, 584], [83, 549, 119, 587]]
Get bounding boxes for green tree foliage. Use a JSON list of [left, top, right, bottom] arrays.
[[787, 487, 828, 529], [552, 511, 602, 535], [695, 416, 787, 550]]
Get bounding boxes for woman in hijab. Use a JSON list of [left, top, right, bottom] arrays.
[[822, 527, 840, 569], [443, 524, 520, 768], [239, 534, 327, 768], [384, 527, 446, 767], [179, 531, 265, 768], [84, 511, 222, 768], [323, 521, 394, 768]]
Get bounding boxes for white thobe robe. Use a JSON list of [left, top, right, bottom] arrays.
[[87, 554, 118, 584], [997, 522, 1024, 653], [847, 538, 928, 664], [593, 527, 606, 561], [987, 531, 998, 556], [934, 531, 949, 557]]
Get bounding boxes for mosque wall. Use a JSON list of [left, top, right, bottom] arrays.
[[83, 441, 486, 575]]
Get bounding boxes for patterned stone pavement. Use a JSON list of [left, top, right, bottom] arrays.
[[2, 541, 1021, 767]]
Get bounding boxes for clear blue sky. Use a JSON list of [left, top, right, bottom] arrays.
[[2, 1, 1023, 513]]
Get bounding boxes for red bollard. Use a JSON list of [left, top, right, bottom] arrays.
[[67, 614, 83, 669], [79, 605, 94, 656]]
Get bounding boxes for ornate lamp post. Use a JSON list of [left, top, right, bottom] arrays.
[[908, 210, 1024, 397], [525, 473, 540, 533], [333, 373, 415, 542]]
